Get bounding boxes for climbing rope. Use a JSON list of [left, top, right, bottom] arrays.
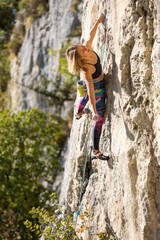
[[73, 118, 93, 237], [73, 27, 107, 234], [73, 18, 112, 239]]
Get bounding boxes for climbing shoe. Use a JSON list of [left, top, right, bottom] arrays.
[[91, 150, 110, 161], [75, 108, 92, 120]]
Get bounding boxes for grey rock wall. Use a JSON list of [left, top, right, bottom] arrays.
[[10, 0, 82, 114], [59, 0, 160, 239]]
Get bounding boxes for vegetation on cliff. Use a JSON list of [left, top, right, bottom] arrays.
[[24, 193, 115, 239], [0, 108, 69, 239], [0, 0, 17, 109], [0, 0, 49, 111]]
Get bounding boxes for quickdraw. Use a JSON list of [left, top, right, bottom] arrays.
[[75, 203, 83, 217], [156, 38, 160, 43]]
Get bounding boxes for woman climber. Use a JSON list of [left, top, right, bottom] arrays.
[[66, 13, 109, 161]]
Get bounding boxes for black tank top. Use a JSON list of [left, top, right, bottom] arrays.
[[87, 51, 102, 79]]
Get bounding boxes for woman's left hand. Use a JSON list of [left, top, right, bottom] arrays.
[[92, 113, 99, 121]]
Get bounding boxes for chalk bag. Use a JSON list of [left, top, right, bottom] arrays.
[[77, 80, 87, 97]]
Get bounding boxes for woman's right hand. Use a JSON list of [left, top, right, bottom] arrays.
[[98, 13, 105, 23], [92, 112, 99, 121]]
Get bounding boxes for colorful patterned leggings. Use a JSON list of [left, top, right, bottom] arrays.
[[77, 79, 106, 150]]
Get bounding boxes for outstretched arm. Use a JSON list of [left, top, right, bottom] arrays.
[[84, 13, 104, 48]]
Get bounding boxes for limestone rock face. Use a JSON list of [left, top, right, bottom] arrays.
[[60, 0, 160, 239], [10, 0, 82, 113]]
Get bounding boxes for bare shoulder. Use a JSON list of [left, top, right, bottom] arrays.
[[83, 41, 93, 51]]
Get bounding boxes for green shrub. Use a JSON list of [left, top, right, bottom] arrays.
[[0, 0, 18, 40], [0, 108, 69, 239], [0, 46, 10, 92], [25, 195, 116, 240], [0, 0, 19, 97], [7, 34, 24, 55], [25, 193, 77, 240], [0, 91, 11, 112]]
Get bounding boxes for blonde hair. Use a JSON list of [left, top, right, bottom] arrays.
[[66, 45, 86, 75]]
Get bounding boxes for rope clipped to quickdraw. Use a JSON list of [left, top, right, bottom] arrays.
[[75, 203, 83, 217], [73, 119, 93, 237]]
